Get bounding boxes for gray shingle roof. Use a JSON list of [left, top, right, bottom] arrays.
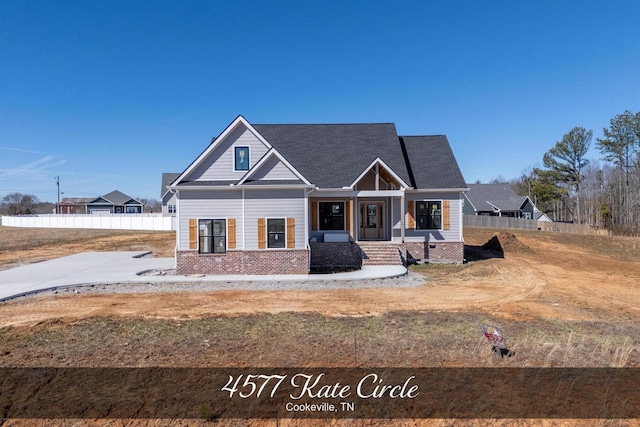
[[464, 184, 527, 212], [242, 179, 306, 186], [90, 190, 141, 206], [400, 136, 467, 189], [161, 173, 180, 197], [176, 180, 237, 187], [252, 124, 466, 190]]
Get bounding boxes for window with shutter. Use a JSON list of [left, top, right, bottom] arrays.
[[287, 218, 295, 248], [228, 218, 236, 249], [189, 219, 197, 249], [407, 201, 415, 230], [258, 218, 266, 249]]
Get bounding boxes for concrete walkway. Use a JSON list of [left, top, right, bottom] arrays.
[[0, 252, 407, 301]]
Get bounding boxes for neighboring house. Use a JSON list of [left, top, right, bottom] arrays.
[[463, 183, 543, 219], [169, 115, 468, 275], [161, 173, 180, 217], [58, 197, 93, 214], [86, 190, 144, 214]]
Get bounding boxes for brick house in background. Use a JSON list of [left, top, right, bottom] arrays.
[[167, 116, 468, 275], [58, 197, 93, 214]]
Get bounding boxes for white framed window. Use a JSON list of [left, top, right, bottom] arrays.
[[199, 219, 226, 253], [234, 146, 250, 171], [168, 204, 176, 214], [267, 218, 286, 248], [415, 201, 442, 230], [318, 201, 345, 231]]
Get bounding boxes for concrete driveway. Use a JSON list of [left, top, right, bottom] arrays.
[[0, 252, 174, 301], [0, 252, 407, 301]]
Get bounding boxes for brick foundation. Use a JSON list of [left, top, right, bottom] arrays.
[[400, 241, 464, 264], [176, 249, 309, 275]]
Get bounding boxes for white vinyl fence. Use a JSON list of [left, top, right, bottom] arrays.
[[1, 214, 175, 231]]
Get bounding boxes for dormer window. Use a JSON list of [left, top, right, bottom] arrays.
[[234, 146, 250, 171]]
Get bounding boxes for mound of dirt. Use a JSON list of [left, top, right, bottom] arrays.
[[485, 232, 532, 254], [467, 232, 532, 260]]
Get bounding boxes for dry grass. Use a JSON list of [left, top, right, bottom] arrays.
[[1, 311, 638, 368], [0, 226, 175, 270]]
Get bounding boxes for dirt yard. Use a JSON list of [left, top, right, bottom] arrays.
[[1, 226, 640, 327], [2, 226, 640, 426]]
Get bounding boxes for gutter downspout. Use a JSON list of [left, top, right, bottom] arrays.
[[400, 189, 405, 243], [172, 188, 179, 269], [242, 189, 246, 250]]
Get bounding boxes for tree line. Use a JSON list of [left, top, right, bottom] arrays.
[[511, 110, 640, 234]]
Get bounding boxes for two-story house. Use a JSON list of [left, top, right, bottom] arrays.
[[168, 116, 468, 275]]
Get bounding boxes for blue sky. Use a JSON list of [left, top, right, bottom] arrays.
[[1, 0, 639, 203]]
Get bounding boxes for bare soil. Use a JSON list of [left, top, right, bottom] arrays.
[[2, 226, 640, 426], [2, 227, 640, 328]]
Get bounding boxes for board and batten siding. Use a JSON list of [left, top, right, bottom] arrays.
[[400, 192, 464, 242], [243, 189, 306, 250], [185, 126, 270, 182], [177, 190, 243, 250]]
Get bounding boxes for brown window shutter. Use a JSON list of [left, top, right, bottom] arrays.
[[311, 201, 318, 231], [258, 218, 266, 249], [443, 200, 450, 230], [287, 218, 295, 248], [228, 218, 236, 249], [189, 219, 197, 249], [407, 201, 415, 230]]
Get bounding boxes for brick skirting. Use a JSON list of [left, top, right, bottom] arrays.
[[176, 249, 309, 275], [401, 241, 464, 264]]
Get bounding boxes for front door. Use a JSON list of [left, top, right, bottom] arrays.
[[359, 202, 384, 240]]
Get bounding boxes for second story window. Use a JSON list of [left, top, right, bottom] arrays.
[[234, 146, 250, 171]]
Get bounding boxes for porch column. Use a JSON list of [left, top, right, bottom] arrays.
[[400, 190, 405, 242], [355, 194, 358, 241]]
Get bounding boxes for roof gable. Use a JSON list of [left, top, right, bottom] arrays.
[[350, 157, 410, 190], [174, 116, 272, 185], [237, 149, 311, 185]]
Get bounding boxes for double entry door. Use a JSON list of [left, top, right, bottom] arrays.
[[359, 201, 384, 240]]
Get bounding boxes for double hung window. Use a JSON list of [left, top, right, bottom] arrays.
[[416, 201, 442, 230], [267, 218, 286, 248], [199, 219, 226, 253]]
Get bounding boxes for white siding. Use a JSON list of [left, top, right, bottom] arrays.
[[250, 156, 300, 181], [243, 189, 306, 250], [404, 192, 463, 242], [178, 189, 243, 249], [185, 126, 270, 182]]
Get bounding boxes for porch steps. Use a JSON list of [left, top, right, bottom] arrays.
[[358, 242, 404, 266]]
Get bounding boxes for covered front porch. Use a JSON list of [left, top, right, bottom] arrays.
[[309, 195, 406, 244]]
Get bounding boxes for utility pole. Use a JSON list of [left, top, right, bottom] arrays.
[[55, 176, 60, 214]]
